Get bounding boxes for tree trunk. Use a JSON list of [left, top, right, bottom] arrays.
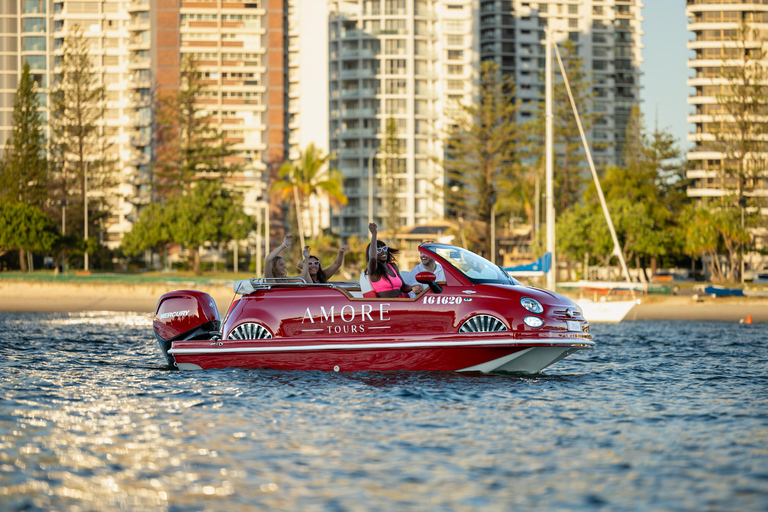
[[19, 249, 28, 272], [193, 247, 201, 275]]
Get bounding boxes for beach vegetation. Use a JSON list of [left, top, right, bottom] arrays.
[[0, 202, 58, 262]]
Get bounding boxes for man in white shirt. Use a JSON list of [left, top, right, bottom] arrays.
[[403, 253, 445, 293]]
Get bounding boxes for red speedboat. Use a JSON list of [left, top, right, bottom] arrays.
[[153, 243, 593, 373]]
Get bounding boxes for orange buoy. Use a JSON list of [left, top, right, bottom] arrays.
[[745, 314, 753, 324]]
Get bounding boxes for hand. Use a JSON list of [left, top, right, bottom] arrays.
[[303, 245, 310, 258], [297, 260, 304, 270], [340, 245, 350, 254], [283, 235, 293, 248], [412, 285, 424, 294], [369, 223, 377, 236]]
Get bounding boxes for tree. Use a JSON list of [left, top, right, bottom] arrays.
[[122, 182, 252, 274], [272, 143, 347, 246], [380, 117, 403, 234], [0, 201, 58, 262], [50, 26, 116, 267], [0, 62, 48, 271], [558, 109, 688, 279], [144, 55, 248, 273], [154, 55, 238, 198], [711, 23, 768, 204], [443, 61, 521, 256]]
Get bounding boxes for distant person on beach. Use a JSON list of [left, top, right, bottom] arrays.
[[297, 245, 351, 283], [365, 222, 422, 298], [265, 235, 311, 282]]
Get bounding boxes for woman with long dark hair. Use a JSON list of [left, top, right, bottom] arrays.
[[365, 222, 422, 298], [299, 245, 350, 283]]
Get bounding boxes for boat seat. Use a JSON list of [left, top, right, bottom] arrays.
[[359, 271, 378, 298]]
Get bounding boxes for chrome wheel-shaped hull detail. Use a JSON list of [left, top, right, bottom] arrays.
[[227, 323, 272, 340], [459, 315, 508, 333]]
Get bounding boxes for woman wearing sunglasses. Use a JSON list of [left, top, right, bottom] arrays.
[[264, 234, 311, 282], [365, 222, 422, 298], [298, 244, 350, 283]]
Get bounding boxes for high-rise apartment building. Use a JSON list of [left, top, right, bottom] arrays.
[[686, 1, 768, 204], [1, 0, 280, 250], [479, 0, 643, 166], [328, 0, 475, 238]]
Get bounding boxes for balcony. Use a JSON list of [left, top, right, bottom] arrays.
[[127, 0, 150, 12]]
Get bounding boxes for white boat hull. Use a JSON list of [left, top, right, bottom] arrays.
[[576, 299, 636, 323]]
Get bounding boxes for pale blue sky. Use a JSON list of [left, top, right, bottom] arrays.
[[640, 1, 692, 153]]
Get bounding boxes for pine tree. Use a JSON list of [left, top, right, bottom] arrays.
[[443, 62, 521, 257], [0, 62, 49, 271], [50, 26, 117, 267], [1, 62, 47, 208], [380, 117, 402, 234], [154, 55, 239, 198]]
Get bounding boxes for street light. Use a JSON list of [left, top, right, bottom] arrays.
[[84, 161, 89, 272], [490, 193, 496, 264], [368, 149, 378, 224], [60, 199, 67, 273]]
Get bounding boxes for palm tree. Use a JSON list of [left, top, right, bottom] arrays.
[[272, 143, 347, 246]]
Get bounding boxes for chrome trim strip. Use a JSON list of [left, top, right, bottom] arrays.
[[169, 337, 594, 354]]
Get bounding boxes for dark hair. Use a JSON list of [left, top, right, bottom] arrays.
[[309, 255, 328, 283], [365, 241, 399, 283]]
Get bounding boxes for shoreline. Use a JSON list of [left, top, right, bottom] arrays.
[[0, 279, 765, 321]]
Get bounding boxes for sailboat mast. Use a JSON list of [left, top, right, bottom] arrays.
[[545, 27, 556, 292]]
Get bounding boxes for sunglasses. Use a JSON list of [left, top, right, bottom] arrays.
[[308, 261, 320, 266], [376, 245, 388, 253]]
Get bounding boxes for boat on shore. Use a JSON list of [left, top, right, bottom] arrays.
[[153, 244, 594, 373]]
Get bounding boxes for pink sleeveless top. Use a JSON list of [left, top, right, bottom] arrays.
[[369, 263, 403, 295]]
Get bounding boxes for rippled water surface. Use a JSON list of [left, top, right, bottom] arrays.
[[1, 312, 767, 511]]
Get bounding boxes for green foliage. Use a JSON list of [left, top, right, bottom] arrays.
[[0, 62, 47, 208], [558, 108, 688, 274], [121, 181, 253, 274], [272, 143, 347, 244], [0, 201, 58, 257], [678, 203, 749, 282], [154, 55, 240, 197], [443, 61, 521, 256]]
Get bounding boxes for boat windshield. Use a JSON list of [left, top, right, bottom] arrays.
[[425, 245, 522, 286]]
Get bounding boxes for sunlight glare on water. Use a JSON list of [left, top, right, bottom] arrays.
[[0, 312, 767, 511]]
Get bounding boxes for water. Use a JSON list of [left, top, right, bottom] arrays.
[[1, 312, 767, 512]]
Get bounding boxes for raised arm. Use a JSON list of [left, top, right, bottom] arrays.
[[298, 245, 311, 283], [265, 235, 292, 278], [367, 223, 378, 276], [323, 245, 350, 280]]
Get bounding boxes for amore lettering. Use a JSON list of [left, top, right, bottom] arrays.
[[302, 304, 391, 324]]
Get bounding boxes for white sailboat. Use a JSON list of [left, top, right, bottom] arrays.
[[543, 26, 638, 323]]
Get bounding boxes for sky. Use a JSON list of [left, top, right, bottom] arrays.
[[639, 1, 692, 153]]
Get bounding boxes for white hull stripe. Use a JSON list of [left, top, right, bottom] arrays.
[[169, 337, 594, 355]]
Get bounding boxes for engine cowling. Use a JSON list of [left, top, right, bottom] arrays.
[[153, 290, 221, 367]]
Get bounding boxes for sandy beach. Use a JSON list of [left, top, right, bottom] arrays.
[[0, 279, 765, 322]]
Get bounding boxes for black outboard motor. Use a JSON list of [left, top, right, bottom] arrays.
[[153, 290, 221, 367]]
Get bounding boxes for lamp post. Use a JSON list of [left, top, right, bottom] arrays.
[[545, 25, 556, 291], [84, 161, 89, 272], [60, 199, 67, 273], [490, 193, 496, 264], [368, 149, 378, 224]]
